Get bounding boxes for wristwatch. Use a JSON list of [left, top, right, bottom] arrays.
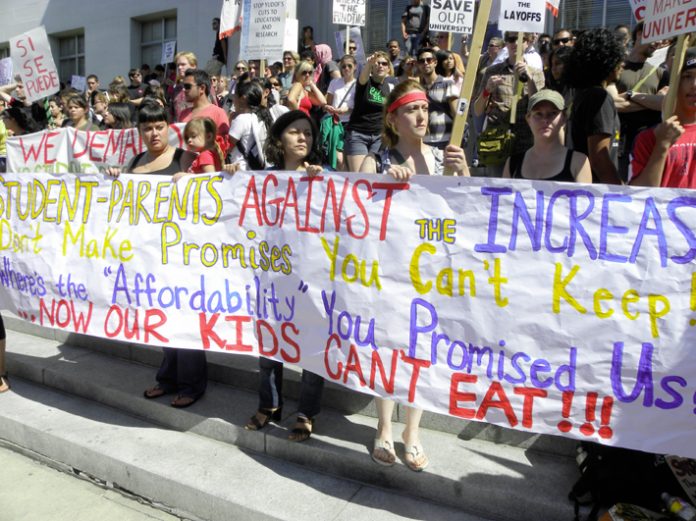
[[626, 90, 634, 101]]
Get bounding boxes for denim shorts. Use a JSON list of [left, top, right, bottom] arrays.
[[344, 129, 382, 156]]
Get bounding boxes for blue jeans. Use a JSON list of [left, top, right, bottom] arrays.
[[404, 34, 422, 57], [258, 357, 324, 418]]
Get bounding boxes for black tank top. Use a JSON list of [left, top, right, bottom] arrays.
[[129, 148, 185, 176], [510, 149, 575, 182]]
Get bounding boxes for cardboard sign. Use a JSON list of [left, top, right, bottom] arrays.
[[498, 0, 546, 33], [335, 27, 365, 63], [9, 26, 60, 104], [333, 0, 366, 26], [429, 0, 475, 34], [629, 0, 647, 21], [70, 75, 86, 92], [0, 58, 13, 86], [161, 41, 177, 64], [240, 0, 287, 60], [642, 0, 696, 43]]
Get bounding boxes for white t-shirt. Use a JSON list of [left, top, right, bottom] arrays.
[[327, 78, 356, 123], [229, 113, 268, 169]]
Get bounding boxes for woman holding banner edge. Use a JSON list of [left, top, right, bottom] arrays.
[[360, 80, 469, 471]]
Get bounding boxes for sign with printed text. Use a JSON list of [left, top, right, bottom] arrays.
[[629, 0, 647, 21], [161, 41, 177, 65], [240, 0, 287, 60], [333, 0, 366, 27], [498, 0, 546, 33], [642, 0, 696, 43], [0, 58, 13, 86], [9, 26, 60, 104], [429, 0, 475, 34], [71, 75, 86, 93], [3, 138, 696, 459]]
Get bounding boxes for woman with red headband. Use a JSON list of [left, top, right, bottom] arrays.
[[361, 81, 468, 472], [361, 80, 469, 178]]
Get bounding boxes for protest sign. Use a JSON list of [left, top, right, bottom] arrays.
[[284, 19, 299, 63], [335, 27, 365, 63], [642, 0, 696, 43], [0, 58, 13, 86], [333, 0, 366, 27], [429, 0, 475, 34], [161, 41, 177, 64], [498, 0, 546, 33], [240, 0, 287, 60], [629, 0, 646, 21], [5, 126, 187, 174], [219, 0, 243, 39], [2, 158, 696, 459], [71, 75, 86, 93], [9, 26, 60, 104]]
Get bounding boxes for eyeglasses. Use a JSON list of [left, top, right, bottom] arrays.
[[553, 37, 572, 45], [183, 83, 195, 90], [349, 46, 357, 51], [417, 57, 435, 64], [375, 61, 389, 67]]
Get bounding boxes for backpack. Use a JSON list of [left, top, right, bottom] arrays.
[[569, 442, 683, 521]]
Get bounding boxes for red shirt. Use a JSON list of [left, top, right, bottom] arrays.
[[631, 124, 696, 188], [188, 149, 222, 173]]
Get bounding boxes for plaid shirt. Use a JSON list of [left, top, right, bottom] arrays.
[[422, 75, 457, 147]]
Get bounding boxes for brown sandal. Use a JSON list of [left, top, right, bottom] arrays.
[[0, 373, 9, 393], [288, 416, 313, 442], [245, 408, 282, 431], [143, 385, 168, 399], [171, 395, 199, 408]]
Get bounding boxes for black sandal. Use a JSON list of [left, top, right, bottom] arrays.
[[245, 408, 282, 431], [0, 373, 9, 393], [288, 416, 313, 442]]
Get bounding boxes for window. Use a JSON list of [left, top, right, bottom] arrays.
[[140, 16, 177, 67], [58, 33, 85, 83], [557, 0, 633, 32]]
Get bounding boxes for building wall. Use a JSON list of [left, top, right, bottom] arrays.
[[0, 0, 220, 85]]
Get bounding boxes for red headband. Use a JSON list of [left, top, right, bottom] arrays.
[[387, 90, 428, 113]]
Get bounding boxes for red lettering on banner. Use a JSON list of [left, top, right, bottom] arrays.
[[239, 176, 263, 225], [514, 387, 548, 428], [103, 304, 168, 343], [401, 352, 431, 403], [280, 322, 301, 363], [39, 298, 93, 333], [169, 123, 185, 148], [88, 131, 109, 162], [449, 373, 478, 419], [369, 348, 399, 394], [477, 381, 517, 427]]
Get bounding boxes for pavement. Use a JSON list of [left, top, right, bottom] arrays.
[[0, 315, 581, 521], [0, 445, 180, 521]]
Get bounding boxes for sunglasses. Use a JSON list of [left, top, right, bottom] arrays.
[[417, 57, 435, 64], [183, 83, 195, 90], [553, 37, 572, 45], [375, 61, 389, 67], [302, 70, 313, 76], [236, 66, 247, 71], [349, 46, 357, 51]]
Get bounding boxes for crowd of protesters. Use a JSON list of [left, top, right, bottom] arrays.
[[0, 5, 695, 474]]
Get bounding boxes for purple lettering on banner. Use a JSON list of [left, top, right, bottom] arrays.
[[630, 197, 668, 267], [599, 193, 632, 263], [667, 196, 696, 264], [610, 341, 654, 406], [474, 186, 512, 254], [510, 190, 544, 251]]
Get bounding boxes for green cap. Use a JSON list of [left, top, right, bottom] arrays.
[[527, 89, 565, 113]]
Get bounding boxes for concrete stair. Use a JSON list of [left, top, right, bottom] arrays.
[[3, 314, 580, 520]]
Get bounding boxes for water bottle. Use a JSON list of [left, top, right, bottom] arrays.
[[662, 492, 696, 520]]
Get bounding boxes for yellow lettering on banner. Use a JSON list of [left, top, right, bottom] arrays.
[[648, 294, 670, 338], [621, 290, 640, 320], [593, 288, 614, 319], [409, 242, 477, 298], [552, 263, 587, 314], [0, 220, 43, 254], [321, 235, 382, 289], [62, 221, 133, 262], [160, 222, 182, 264]]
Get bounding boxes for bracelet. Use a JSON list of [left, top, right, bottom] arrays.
[[483, 89, 490, 98]]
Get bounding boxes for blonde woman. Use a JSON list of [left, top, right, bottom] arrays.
[[172, 51, 198, 122], [286, 61, 327, 116]]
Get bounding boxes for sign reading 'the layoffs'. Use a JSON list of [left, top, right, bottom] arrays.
[[9, 26, 60, 104], [498, 0, 546, 33]]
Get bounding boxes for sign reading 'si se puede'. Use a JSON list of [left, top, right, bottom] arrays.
[[10, 26, 60, 104]]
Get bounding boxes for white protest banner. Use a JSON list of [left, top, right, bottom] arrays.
[[71, 75, 86, 93], [429, 0, 475, 34], [161, 41, 177, 64], [5, 126, 187, 174], [333, 0, 366, 27], [629, 0, 647, 21], [284, 19, 299, 62], [240, 0, 287, 60], [220, 0, 243, 39], [643, 0, 696, 43], [0, 58, 13, 86], [9, 26, 60, 104], [2, 167, 696, 459], [498, 0, 546, 33]]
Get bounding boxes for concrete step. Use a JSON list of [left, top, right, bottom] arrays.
[[4, 325, 580, 521], [4, 314, 576, 457], [0, 378, 484, 521]]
